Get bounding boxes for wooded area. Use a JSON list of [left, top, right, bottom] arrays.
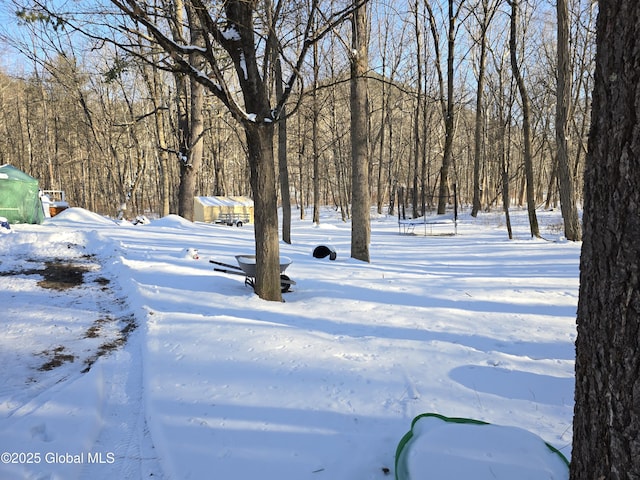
[[5, 1, 640, 476], [0, 0, 595, 234]]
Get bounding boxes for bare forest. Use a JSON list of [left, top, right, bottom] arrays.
[[0, 0, 595, 229]]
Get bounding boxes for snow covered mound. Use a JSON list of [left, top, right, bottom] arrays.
[[396, 414, 569, 480], [45, 207, 116, 226], [149, 214, 195, 228]]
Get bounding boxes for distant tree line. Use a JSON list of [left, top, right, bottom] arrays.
[[0, 0, 594, 233]]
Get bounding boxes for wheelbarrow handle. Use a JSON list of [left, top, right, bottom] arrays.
[[209, 259, 243, 271], [213, 267, 245, 276]]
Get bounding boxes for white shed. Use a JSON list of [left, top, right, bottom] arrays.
[[193, 196, 254, 225]]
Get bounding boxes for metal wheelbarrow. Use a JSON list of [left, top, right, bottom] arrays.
[[210, 255, 295, 293]]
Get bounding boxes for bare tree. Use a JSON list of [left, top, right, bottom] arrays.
[[572, 1, 640, 477], [411, 0, 424, 219], [104, 0, 364, 300], [138, 58, 172, 217], [508, 0, 540, 237], [350, 0, 370, 262], [274, 55, 291, 244], [425, 0, 467, 215], [169, 0, 205, 222], [556, 0, 581, 241], [266, 0, 291, 244], [469, 0, 499, 217], [312, 35, 321, 225]]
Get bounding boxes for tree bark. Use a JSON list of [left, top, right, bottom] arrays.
[[350, 0, 370, 262], [571, 1, 640, 478], [556, 0, 581, 241]]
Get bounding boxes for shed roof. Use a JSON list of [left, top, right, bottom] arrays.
[[196, 196, 254, 207]]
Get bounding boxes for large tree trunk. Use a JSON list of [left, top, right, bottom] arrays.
[[227, 0, 282, 301], [177, 76, 204, 221], [245, 122, 282, 302], [571, 1, 640, 478], [350, 0, 370, 262], [509, 0, 539, 238], [556, 0, 581, 241], [177, 5, 205, 221]]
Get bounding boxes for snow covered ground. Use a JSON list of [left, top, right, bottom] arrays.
[[0, 207, 578, 480]]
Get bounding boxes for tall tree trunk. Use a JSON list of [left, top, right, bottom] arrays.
[[377, 90, 387, 215], [412, 0, 422, 219], [330, 91, 348, 222], [312, 40, 321, 225], [296, 111, 305, 220], [265, 0, 291, 244], [501, 143, 513, 240], [177, 77, 204, 221], [471, 0, 497, 217], [437, 0, 457, 215], [471, 36, 485, 219], [275, 57, 291, 244], [172, 0, 203, 221], [509, 0, 539, 237], [556, 0, 581, 241], [178, 2, 205, 221], [245, 122, 282, 302], [572, 1, 640, 478], [376, 18, 391, 216], [154, 89, 171, 217], [175, 71, 190, 217], [139, 53, 171, 217], [350, 0, 370, 262]]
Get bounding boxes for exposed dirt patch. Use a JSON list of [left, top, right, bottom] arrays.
[[82, 314, 137, 373], [0, 235, 142, 428], [38, 262, 91, 290], [84, 316, 111, 338], [38, 346, 76, 371], [0, 260, 94, 290], [94, 276, 111, 287], [1, 254, 137, 374]]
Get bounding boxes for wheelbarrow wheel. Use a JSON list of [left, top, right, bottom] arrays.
[[280, 274, 292, 293]]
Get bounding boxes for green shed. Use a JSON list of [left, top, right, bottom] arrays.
[[0, 164, 45, 224]]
